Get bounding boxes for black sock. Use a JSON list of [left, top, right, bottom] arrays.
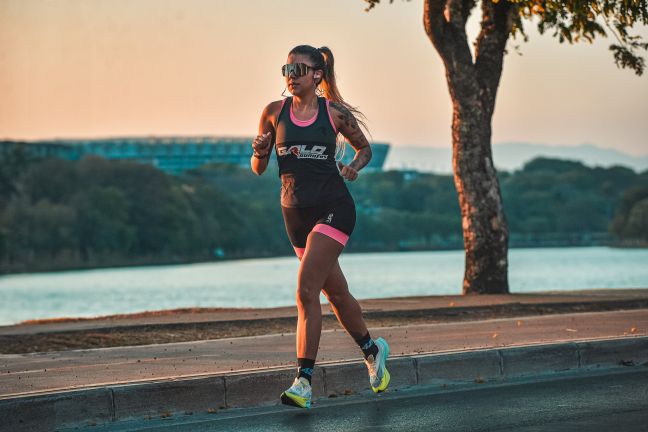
[[356, 332, 379, 360], [297, 358, 315, 385]]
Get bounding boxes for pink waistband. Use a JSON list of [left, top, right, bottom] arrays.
[[312, 223, 349, 246], [293, 246, 306, 258]]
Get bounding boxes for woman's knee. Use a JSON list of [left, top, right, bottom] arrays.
[[322, 288, 352, 309], [296, 279, 320, 308], [321, 269, 350, 305]]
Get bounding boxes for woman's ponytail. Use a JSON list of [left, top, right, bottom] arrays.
[[317, 47, 338, 103], [317, 46, 369, 135]]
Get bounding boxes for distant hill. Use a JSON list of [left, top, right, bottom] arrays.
[[384, 142, 648, 174]]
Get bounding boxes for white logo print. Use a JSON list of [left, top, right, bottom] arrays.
[[277, 144, 328, 160], [326, 213, 334, 223]]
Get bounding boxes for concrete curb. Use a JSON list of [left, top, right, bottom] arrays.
[[1, 336, 646, 431]]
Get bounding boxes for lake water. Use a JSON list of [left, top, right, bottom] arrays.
[[0, 246, 646, 326]]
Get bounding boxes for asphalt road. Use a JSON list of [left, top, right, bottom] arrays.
[[77, 368, 648, 432]]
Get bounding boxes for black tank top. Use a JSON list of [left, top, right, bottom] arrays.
[[274, 96, 352, 208]]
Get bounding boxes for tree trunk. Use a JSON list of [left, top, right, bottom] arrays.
[[424, 0, 515, 294]]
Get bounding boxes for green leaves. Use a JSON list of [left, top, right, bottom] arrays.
[[610, 185, 648, 240], [364, 0, 648, 75], [611, 41, 648, 75], [534, 0, 648, 74], [1, 152, 645, 270]]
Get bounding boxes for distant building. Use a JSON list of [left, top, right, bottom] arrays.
[[0, 137, 390, 174]]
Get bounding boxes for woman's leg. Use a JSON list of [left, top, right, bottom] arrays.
[[321, 260, 368, 340], [296, 231, 344, 360]]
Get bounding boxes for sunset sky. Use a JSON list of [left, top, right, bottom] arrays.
[[1, 0, 647, 156]]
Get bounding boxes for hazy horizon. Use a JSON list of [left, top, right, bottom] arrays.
[[1, 0, 647, 156], [385, 141, 648, 173]]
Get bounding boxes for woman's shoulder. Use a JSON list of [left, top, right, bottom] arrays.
[[267, 98, 289, 111], [326, 100, 356, 132], [262, 99, 289, 117], [259, 99, 288, 126], [326, 99, 351, 116]]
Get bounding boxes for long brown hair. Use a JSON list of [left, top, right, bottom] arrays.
[[288, 45, 369, 136]]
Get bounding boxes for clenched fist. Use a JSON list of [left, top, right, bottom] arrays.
[[252, 132, 272, 158], [337, 161, 358, 181]]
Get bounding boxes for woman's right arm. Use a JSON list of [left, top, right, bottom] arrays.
[[250, 101, 280, 176]]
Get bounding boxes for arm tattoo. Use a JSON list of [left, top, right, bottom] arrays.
[[330, 102, 372, 171]]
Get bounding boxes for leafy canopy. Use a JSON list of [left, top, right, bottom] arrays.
[[364, 0, 648, 75]]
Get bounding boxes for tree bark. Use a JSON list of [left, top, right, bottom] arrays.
[[424, 0, 515, 294]]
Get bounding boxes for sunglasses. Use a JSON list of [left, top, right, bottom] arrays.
[[281, 63, 317, 78]]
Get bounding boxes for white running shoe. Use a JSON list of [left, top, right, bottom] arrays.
[[364, 337, 390, 393], [280, 377, 312, 409]]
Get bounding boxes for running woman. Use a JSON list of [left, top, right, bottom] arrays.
[[250, 45, 390, 409]]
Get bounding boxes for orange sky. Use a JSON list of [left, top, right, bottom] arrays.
[[1, 0, 647, 155]]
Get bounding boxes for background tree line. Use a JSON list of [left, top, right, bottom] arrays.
[[0, 148, 646, 274]]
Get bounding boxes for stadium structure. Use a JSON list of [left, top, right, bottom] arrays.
[[0, 137, 389, 174]]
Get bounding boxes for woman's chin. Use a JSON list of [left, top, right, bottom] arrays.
[[288, 87, 311, 97]]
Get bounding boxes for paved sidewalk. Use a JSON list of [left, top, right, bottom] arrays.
[[1, 299, 647, 432], [2, 308, 646, 398]]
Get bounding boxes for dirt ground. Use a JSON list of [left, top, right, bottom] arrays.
[[3, 300, 646, 354]]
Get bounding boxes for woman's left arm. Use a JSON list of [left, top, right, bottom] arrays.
[[330, 102, 372, 181]]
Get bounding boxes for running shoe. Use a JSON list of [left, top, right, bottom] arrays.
[[364, 337, 390, 393], [280, 377, 312, 409]]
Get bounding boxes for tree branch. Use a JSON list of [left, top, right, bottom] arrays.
[[474, 0, 518, 115], [424, 0, 475, 73]]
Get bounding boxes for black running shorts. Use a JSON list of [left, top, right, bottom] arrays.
[[281, 196, 356, 258]]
